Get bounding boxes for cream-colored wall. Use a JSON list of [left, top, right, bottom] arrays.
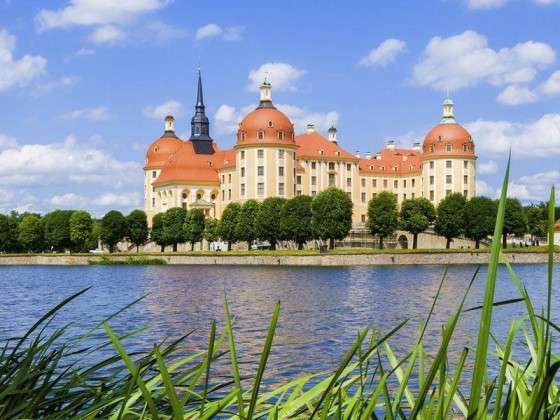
[[421, 157, 476, 204]]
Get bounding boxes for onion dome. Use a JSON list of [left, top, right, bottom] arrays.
[[422, 98, 475, 159], [236, 81, 295, 147], [145, 115, 183, 169]]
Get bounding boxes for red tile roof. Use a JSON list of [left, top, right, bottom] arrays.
[[358, 148, 421, 175], [295, 131, 358, 161]]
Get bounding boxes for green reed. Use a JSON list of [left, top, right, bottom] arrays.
[[1, 156, 559, 418]]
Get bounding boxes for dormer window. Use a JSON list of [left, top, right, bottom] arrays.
[[277, 131, 284, 140], [429, 145, 435, 153], [319, 150, 324, 155], [335, 151, 340, 156], [445, 144, 452, 152], [154, 146, 159, 152], [208, 161, 213, 167], [268, 121, 273, 127], [463, 143, 468, 152], [241, 131, 246, 140], [438, 135, 442, 141], [258, 130, 264, 140]]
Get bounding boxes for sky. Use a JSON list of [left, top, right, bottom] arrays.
[[1, 0, 559, 216]]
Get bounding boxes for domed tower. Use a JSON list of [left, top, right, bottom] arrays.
[[144, 115, 183, 223], [235, 80, 297, 201], [421, 98, 476, 204]]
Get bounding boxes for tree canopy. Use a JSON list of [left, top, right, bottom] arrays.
[[69, 211, 93, 252], [163, 207, 188, 252], [399, 197, 435, 249], [17, 214, 43, 252], [100, 210, 128, 253], [151, 213, 167, 252], [255, 197, 286, 250], [463, 197, 496, 248], [219, 203, 241, 251], [0, 213, 20, 253], [434, 193, 466, 248], [311, 188, 353, 249], [280, 195, 314, 249], [502, 198, 527, 248], [235, 200, 260, 249], [183, 208, 206, 250], [367, 192, 399, 249], [203, 217, 220, 249], [126, 210, 149, 252], [43, 210, 74, 252]]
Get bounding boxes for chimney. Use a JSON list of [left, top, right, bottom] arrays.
[[386, 140, 396, 150], [164, 115, 176, 137], [365, 151, 372, 160], [412, 142, 421, 151], [328, 125, 337, 143], [306, 123, 315, 134], [355, 150, 361, 158]]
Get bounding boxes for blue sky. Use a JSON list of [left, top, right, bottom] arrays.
[[1, 0, 559, 215]]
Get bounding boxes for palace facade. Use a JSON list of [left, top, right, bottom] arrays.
[[144, 72, 476, 226]]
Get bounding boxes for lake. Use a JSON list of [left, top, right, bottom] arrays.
[[1, 264, 558, 384]]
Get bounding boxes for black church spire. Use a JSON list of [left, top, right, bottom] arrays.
[[189, 69, 214, 154]]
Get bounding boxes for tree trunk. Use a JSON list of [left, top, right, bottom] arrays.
[[191, 242, 194, 251], [136, 245, 139, 253], [248, 240, 252, 250], [446, 239, 451, 249], [270, 240, 276, 251], [228, 241, 232, 251], [413, 234, 418, 250], [502, 233, 507, 249], [379, 236, 384, 250], [160, 245, 164, 252], [475, 240, 480, 249], [109, 244, 114, 253], [173, 243, 177, 252], [298, 242, 304, 250], [329, 238, 335, 249]]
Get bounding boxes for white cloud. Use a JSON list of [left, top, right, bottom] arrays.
[[466, 113, 560, 157], [143, 100, 184, 119], [36, 0, 169, 30], [0, 188, 38, 214], [60, 106, 112, 121], [276, 104, 339, 133], [195, 23, 222, 40], [478, 160, 498, 174], [357, 38, 407, 67], [497, 84, 538, 105], [507, 170, 560, 201], [539, 70, 560, 96], [476, 180, 497, 197], [0, 135, 140, 187], [0, 28, 47, 92], [33, 76, 79, 95], [467, 0, 509, 9], [88, 25, 126, 44], [195, 23, 244, 42], [247, 63, 306, 92], [143, 21, 187, 43], [412, 30, 555, 91], [50, 193, 89, 208], [93, 192, 140, 207], [0, 134, 17, 149]]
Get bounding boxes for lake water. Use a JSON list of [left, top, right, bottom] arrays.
[[1, 264, 558, 385]]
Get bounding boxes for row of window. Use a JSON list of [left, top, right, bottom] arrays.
[[239, 149, 294, 160], [240, 183, 286, 197], [426, 143, 473, 153], [428, 160, 470, 170], [240, 130, 293, 141]]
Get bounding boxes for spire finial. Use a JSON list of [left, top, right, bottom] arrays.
[[196, 69, 204, 108]]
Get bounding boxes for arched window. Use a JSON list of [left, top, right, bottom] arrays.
[[258, 130, 264, 140], [277, 131, 284, 140]]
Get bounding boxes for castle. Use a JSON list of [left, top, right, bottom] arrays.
[[144, 72, 476, 226]]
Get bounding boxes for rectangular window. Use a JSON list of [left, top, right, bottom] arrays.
[[430, 190, 434, 201], [463, 160, 468, 169], [464, 175, 468, 184], [278, 149, 285, 160], [241, 184, 245, 196], [297, 175, 301, 184], [222, 174, 225, 183], [430, 161, 434, 169], [241, 167, 245, 177], [152, 171, 157, 178], [297, 190, 302, 196], [278, 166, 284, 176], [241, 151, 245, 160], [328, 162, 335, 170], [228, 174, 232, 183], [446, 175, 452, 184], [361, 178, 366, 187], [311, 176, 317, 185], [347, 177, 352, 187], [361, 192, 366, 203], [464, 189, 468, 197], [403, 193, 407, 200], [446, 189, 452, 196], [279, 183, 285, 195], [329, 173, 336, 186], [383, 179, 388, 188], [361, 214, 366, 223], [311, 161, 316, 169], [257, 149, 264, 159], [228, 189, 231, 200], [430, 176, 434, 185], [372, 179, 377, 188], [446, 160, 452, 169], [403, 179, 407, 188], [152, 197, 155, 208], [312, 190, 317, 197], [412, 179, 415, 187], [257, 182, 264, 196], [347, 163, 352, 171], [394, 180, 398, 189], [347, 192, 352, 198], [258, 166, 264, 176], [412, 192, 415, 198], [222, 190, 225, 200]]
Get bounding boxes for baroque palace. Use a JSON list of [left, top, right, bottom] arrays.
[[144, 72, 476, 226]]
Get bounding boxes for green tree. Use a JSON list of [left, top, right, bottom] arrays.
[[463, 197, 497, 249], [311, 187, 353, 249], [526, 206, 546, 244], [0, 213, 20, 253], [366, 192, 399, 249], [43, 210, 74, 252], [69, 211, 93, 252], [235, 200, 260, 250], [434, 193, 466, 249], [183, 208, 206, 251], [502, 198, 527, 248], [203, 217, 220, 250], [127, 210, 149, 252], [280, 195, 314, 250], [100, 210, 128, 253], [219, 203, 241, 251], [400, 197, 436, 249], [163, 207, 187, 252], [17, 214, 43, 252], [255, 197, 286, 250], [85, 221, 102, 251], [151, 213, 167, 252]]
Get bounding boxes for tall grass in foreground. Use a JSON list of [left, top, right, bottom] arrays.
[[1, 158, 559, 419]]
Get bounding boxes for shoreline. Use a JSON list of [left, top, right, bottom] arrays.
[[0, 250, 558, 266]]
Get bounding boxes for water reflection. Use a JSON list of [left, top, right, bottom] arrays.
[[0, 264, 558, 384]]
